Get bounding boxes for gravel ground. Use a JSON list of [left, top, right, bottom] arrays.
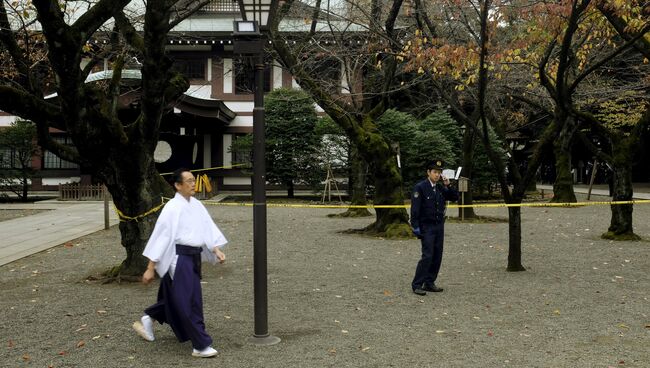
[[0, 210, 48, 223], [1, 194, 649, 368]]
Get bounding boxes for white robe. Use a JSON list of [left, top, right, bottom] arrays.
[[143, 192, 228, 278]]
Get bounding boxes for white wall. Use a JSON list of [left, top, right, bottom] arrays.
[[0, 115, 17, 127], [223, 177, 251, 186], [223, 58, 233, 94], [222, 134, 232, 166]]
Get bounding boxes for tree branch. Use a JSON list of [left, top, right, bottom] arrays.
[[168, 0, 211, 31], [597, 1, 650, 59], [114, 10, 145, 52], [412, 0, 436, 38], [569, 24, 650, 93], [72, 0, 132, 41]]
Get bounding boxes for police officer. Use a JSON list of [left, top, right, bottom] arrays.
[[411, 160, 458, 295]]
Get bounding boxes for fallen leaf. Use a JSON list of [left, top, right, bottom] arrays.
[[435, 330, 445, 334], [383, 290, 393, 297], [328, 348, 337, 355], [487, 331, 494, 336], [645, 324, 650, 329], [553, 310, 561, 315], [8, 340, 14, 348], [360, 346, 370, 352], [76, 340, 85, 348], [58, 351, 67, 356], [22, 354, 30, 361], [64, 242, 74, 248], [341, 330, 348, 334], [92, 335, 101, 340], [96, 310, 107, 315]]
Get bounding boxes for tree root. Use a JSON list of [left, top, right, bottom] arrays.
[[600, 231, 641, 241], [340, 222, 414, 239], [328, 208, 372, 218]]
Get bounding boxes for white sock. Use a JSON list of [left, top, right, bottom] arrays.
[[141, 315, 154, 336]]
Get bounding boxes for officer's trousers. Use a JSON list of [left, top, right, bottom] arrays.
[[412, 222, 445, 290]]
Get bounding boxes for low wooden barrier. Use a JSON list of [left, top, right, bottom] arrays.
[[59, 183, 108, 201]]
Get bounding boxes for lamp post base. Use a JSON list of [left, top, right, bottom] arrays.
[[248, 334, 281, 346]]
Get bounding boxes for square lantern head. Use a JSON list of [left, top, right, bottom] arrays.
[[236, 0, 276, 30]]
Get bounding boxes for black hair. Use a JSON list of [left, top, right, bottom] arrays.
[[170, 168, 191, 190]]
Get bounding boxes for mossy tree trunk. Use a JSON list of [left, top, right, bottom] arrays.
[[551, 117, 577, 203], [338, 144, 372, 217], [601, 139, 639, 240], [574, 108, 649, 241], [270, 0, 409, 236]]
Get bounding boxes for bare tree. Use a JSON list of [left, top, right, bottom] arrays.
[[0, 0, 210, 279]]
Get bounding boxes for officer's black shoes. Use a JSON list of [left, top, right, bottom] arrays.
[[423, 284, 444, 292], [412, 287, 427, 296]]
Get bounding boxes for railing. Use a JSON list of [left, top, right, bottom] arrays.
[[59, 184, 109, 201]]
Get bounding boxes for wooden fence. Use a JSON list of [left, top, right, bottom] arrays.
[[59, 184, 108, 201]]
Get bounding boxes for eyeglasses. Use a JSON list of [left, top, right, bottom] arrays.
[[183, 178, 196, 184]]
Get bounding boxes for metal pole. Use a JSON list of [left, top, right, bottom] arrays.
[[250, 50, 280, 346]]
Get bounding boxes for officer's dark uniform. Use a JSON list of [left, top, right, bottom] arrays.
[[411, 161, 458, 293]]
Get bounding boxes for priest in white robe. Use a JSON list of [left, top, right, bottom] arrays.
[[132, 168, 227, 358]]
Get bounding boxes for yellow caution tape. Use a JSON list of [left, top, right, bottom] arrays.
[[159, 163, 248, 176], [197, 199, 650, 209], [114, 199, 166, 222]]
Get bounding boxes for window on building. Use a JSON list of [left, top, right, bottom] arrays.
[[0, 148, 18, 168], [234, 57, 271, 94], [43, 136, 79, 169], [172, 58, 207, 80], [231, 133, 252, 165]]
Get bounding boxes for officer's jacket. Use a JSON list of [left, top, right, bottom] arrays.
[[410, 179, 459, 228]]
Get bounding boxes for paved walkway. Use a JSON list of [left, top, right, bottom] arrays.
[[537, 183, 650, 199], [0, 200, 119, 266], [1, 183, 649, 267]]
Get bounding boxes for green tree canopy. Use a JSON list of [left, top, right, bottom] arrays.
[[0, 119, 38, 201], [265, 88, 321, 197]]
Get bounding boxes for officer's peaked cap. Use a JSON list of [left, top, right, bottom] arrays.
[[426, 160, 444, 171]]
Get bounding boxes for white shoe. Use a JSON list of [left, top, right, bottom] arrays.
[[192, 346, 218, 358], [132, 315, 155, 342]]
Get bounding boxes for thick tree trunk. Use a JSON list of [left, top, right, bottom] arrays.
[[551, 121, 577, 203], [335, 144, 371, 217], [21, 175, 28, 202], [100, 151, 173, 278], [506, 206, 526, 271], [359, 127, 410, 237], [287, 180, 294, 198], [459, 127, 476, 219], [602, 147, 639, 240]]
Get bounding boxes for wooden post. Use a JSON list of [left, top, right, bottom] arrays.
[[103, 185, 109, 230], [587, 160, 598, 201]]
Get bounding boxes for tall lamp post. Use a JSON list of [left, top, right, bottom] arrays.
[[233, 0, 281, 346]]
